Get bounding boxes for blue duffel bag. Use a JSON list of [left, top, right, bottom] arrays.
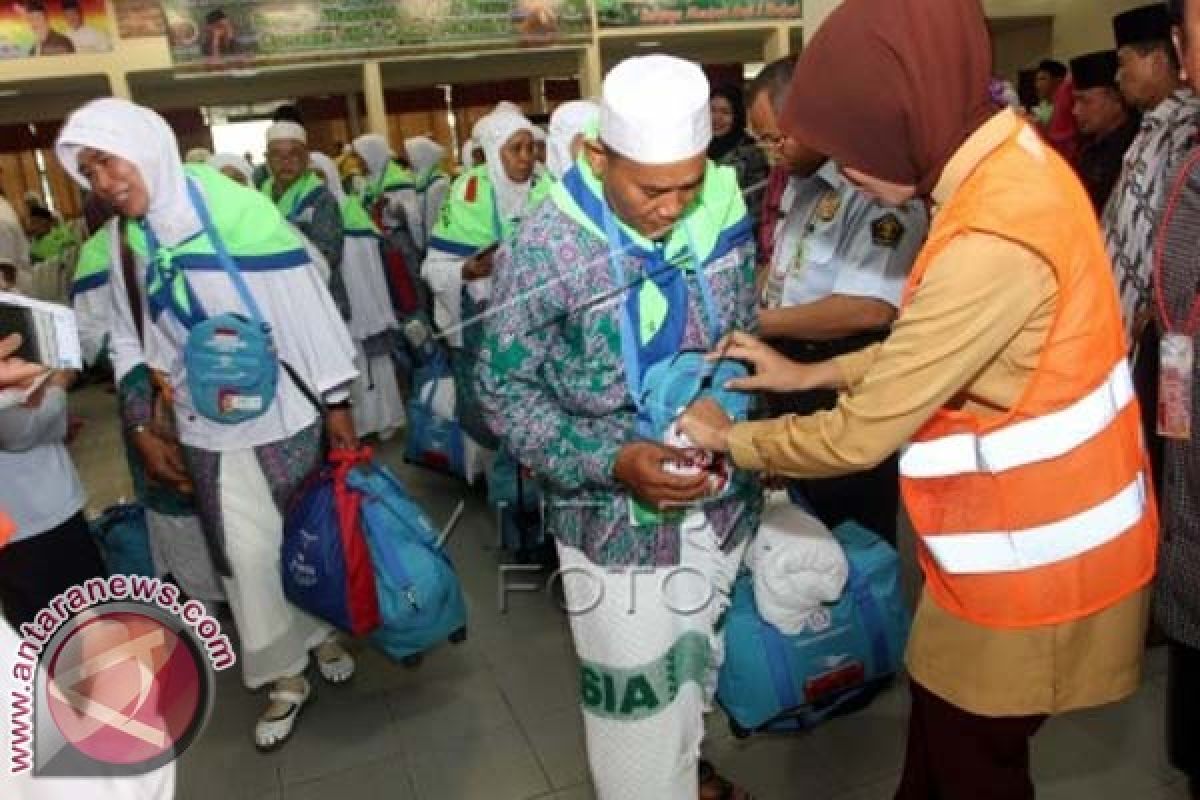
[[346, 459, 468, 661], [717, 520, 910, 737], [91, 503, 156, 578]]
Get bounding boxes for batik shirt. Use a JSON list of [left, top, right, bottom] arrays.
[[1103, 89, 1200, 341], [475, 159, 763, 568]]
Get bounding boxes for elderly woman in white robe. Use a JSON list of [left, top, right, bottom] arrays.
[[310, 151, 405, 440], [56, 98, 360, 752]]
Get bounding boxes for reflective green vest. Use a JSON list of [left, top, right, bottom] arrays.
[[70, 226, 112, 300]]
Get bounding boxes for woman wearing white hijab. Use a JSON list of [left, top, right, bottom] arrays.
[[546, 100, 600, 179], [351, 133, 422, 257], [310, 151, 404, 439], [208, 152, 254, 185], [422, 108, 537, 346], [56, 98, 360, 752], [403, 135, 451, 253]]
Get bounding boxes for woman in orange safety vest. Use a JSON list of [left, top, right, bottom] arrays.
[[680, 0, 1158, 797]]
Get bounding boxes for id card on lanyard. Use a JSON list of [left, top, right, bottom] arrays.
[[1154, 157, 1200, 441], [602, 210, 722, 527]]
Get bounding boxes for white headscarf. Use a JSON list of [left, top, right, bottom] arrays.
[[57, 97, 202, 247], [351, 134, 393, 182], [404, 136, 446, 180], [475, 110, 536, 223], [308, 152, 347, 204], [208, 153, 254, 185], [547, 100, 599, 179], [459, 139, 477, 168]]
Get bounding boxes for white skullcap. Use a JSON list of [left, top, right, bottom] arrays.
[[600, 54, 711, 164], [266, 120, 307, 144]]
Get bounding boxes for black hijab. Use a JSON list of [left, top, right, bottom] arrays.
[[708, 84, 749, 162]]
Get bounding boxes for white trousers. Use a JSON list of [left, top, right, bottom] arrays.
[[558, 511, 748, 800], [218, 449, 333, 690]]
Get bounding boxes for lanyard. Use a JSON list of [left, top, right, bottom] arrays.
[[601, 206, 720, 408], [141, 179, 268, 327], [1154, 148, 1200, 337]]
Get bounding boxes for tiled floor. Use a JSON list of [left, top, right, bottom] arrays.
[[66, 386, 1191, 800]]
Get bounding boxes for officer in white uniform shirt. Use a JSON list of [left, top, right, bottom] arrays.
[[747, 57, 928, 544]]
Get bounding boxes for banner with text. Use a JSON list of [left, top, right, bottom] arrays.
[[595, 0, 801, 26], [160, 0, 591, 65]]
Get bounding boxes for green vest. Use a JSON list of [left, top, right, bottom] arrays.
[[262, 169, 326, 222], [126, 164, 309, 326], [428, 165, 545, 256], [70, 227, 112, 300], [30, 222, 77, 263], [339, 194, 381, 239], [364, 160, 416, 207]]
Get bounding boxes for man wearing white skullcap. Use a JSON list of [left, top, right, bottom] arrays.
[[264, 120, 348, 316], [475, 54, 761, 800]]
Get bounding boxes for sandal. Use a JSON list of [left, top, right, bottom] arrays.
[[254, 678, 311, 752], [314, 638, 356, 685], [698, 759, 756, 800]]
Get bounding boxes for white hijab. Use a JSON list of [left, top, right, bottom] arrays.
[[351, 134, 393, 183], [404, 136, 446, 181], [459, 140, 477, 169], [475, 110, 536, 224], [56, 97, 202, 247], [208, 152, 254, 185], [308, 152, 347, 204], [547, 100, 599, 179]]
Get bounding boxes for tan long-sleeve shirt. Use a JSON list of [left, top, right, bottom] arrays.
[[727, 110, 1148, 717]]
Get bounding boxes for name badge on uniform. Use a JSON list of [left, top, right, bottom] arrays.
[[1159, 332, 1194, 440]]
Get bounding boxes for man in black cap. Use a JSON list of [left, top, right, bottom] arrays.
[[1104, 1, 1200, 500], [1071, 50, 1140, 211]]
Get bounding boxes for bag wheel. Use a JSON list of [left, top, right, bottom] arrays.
[[449, 627, 468, 644], [401, 654, 424, 669]]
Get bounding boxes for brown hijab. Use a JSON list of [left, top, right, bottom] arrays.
[[782, 0, 996, 196]]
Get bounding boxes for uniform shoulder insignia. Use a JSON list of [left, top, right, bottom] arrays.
[[464, 176, 478, 203], [815, 190, 842, 223], [872, 213, 905, 248]]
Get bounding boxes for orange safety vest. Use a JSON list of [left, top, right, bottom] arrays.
[[899, 120, 1158, 629]]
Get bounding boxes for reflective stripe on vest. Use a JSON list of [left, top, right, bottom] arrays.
[[922, 473, 1147, 575], [899, 359, 1135, 478]]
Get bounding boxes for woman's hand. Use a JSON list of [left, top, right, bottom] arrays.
[[325, 408, 358, 452], [711, 331, 822, 393], [677, 398, 734, 454], [133, 429, 192, 493], [0, 334, 46, 389], [462, 248, 496, 281]]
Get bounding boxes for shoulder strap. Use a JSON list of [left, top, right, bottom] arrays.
[[186, 179, 268, 324]]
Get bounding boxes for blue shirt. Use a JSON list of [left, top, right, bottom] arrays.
[[763, 160, 928, 311]]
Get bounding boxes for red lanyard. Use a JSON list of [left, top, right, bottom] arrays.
[[1153, 147, 1200, 336]]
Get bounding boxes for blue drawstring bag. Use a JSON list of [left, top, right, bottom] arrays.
[[404, 353, 468, 478], [282, 449, 383, 637], [91, 504, 156, 578], [717, 521, 910, 736], [639, 351, 751, 437], [346, 460, 468, 661]]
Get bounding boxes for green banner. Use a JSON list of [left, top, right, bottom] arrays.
[[596, 0, 801, 26], [161, 0, 591, 65]]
